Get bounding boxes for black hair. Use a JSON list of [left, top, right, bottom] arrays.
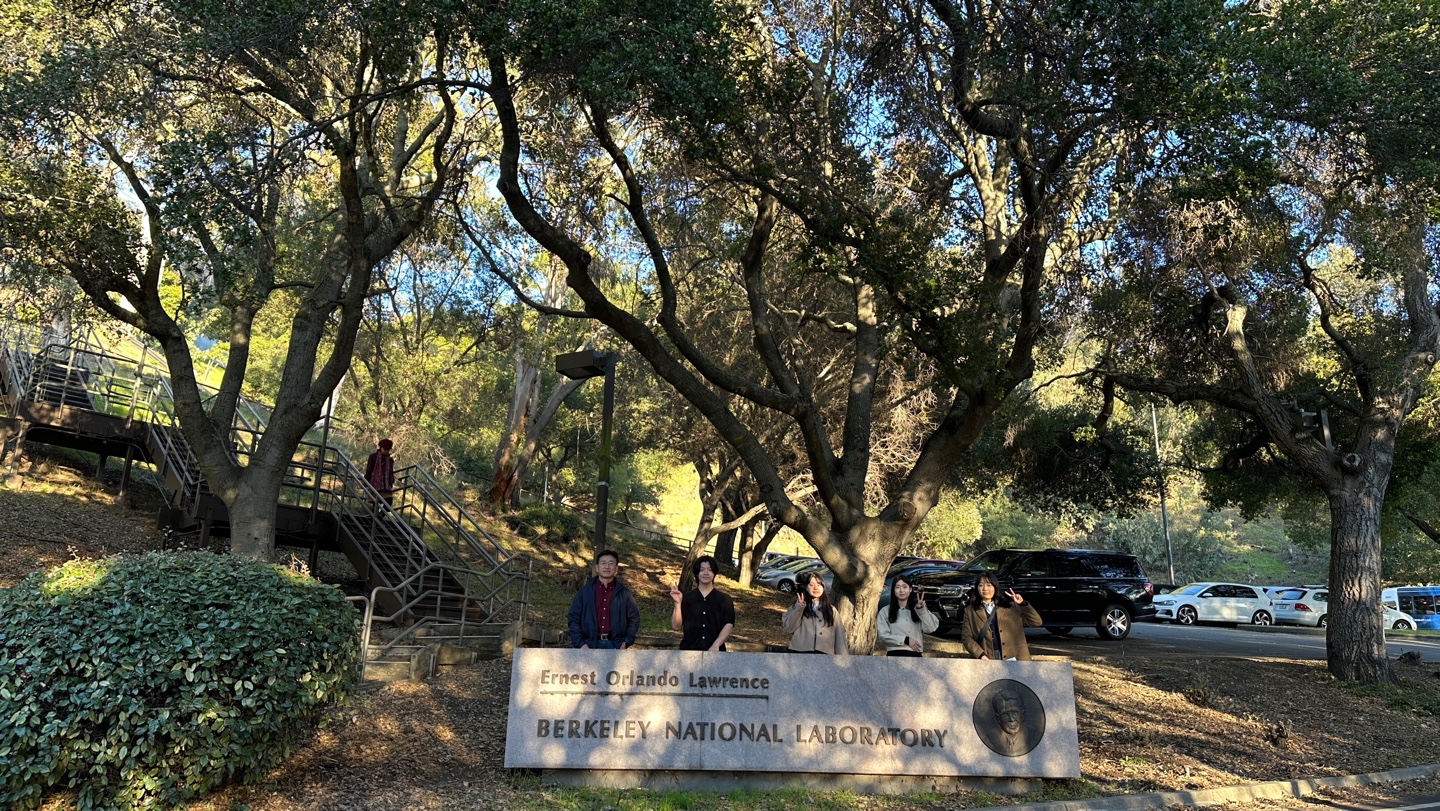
[[967, 572, 1012, 609], [798, 572, 836, 626], [692, 555, 718, 578], [596, 549, 620, 564], [887, 576, 921, 624]]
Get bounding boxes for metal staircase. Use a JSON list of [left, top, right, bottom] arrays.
[[0, 320, 530, 680]]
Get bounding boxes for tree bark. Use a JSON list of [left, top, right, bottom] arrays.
[[1325, 474, 1396, 683], [678, 487, 722, 591], [226, 474, 284, 560], [825, 515, 912, 653], [739, 523, 781, 589], [490, 353, 540, 506]]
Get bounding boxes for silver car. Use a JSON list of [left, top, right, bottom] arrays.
[[754, 559, 826, 593]]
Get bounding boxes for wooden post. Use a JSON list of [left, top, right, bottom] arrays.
[[118, 445, 135, 501], [6, 421, 30, 483], [96, 453, 109, 481]]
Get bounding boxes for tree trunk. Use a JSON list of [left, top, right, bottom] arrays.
[[490, 354, 540, 507], [1326, 478, 1395, 684], [678, 496, 722, 592], [719, 521, 748, 577], [225, 474, 284, 560], [825, 516, 910, 655], [506, 377, 585, 508], [739, 523, 780, 589]]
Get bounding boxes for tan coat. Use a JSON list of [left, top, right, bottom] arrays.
[[960, 601, 1043, 660], [782, 603, 850, 654]]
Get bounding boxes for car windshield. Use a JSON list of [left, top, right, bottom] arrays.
[[963, 550, 1029, 574], [1172, 584, 1207, 596]]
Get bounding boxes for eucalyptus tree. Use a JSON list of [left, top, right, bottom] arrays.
[[471, 0, 1234, 648], [0, 2, 473, 557]]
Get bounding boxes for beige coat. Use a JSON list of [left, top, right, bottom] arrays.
[[876, 605, 940, 653], [782, 602, 850, 654], [960, 601, 1043, 660]]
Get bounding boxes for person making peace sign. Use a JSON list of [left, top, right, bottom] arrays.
[[960, 572, 1043, 661]]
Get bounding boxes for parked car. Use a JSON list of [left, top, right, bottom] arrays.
[[1389, 606, 1419, 630], [754, 558, 826, 593], [760, 552, 809, 568], [878, 560, 965, 607], [1152, 582, 1274, 626], [905, 548, 1156, 641], [1273, 587, 1418, 629], [1271, 587, 1326, 626]]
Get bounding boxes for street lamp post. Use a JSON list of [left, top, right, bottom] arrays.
[[1151, 404, 1175, 585], [556, 350, 616, 555]]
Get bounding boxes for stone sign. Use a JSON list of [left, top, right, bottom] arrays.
[[504, 649, 1079, 779]]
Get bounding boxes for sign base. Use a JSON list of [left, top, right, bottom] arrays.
[[536, 768, 1044, 796]]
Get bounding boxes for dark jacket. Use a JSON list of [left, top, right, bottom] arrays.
[[567, 577, 640, 648], [960, 601, 1043, 661]]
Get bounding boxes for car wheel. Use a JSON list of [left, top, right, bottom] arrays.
[[1177, 605, 1198, 626], [1394, 619, 1413, 630], [1252, 610, 1272, 625], [778, 580, 795, 594], [1096, 604, 1132, 640], [1046, 626, 1073, 636], [1318, 615, 1328, 628]]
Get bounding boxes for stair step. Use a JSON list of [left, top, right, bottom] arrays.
[[362, 660, 417, 682]]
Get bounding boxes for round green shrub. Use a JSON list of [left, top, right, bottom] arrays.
[[0, 552, 361, 810]]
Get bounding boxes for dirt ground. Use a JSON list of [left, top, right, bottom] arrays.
[[6, 452, 1440, 810]]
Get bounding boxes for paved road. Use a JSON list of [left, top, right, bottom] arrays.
[[1006, 620, 1440, 662]]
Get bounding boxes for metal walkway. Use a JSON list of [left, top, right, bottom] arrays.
[[0, 320, 530, 677]]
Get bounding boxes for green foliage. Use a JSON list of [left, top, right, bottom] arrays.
[[910, 492, 982, 560], [510, 502, 590, 543], [485, 0, 741, 135], [990, 403, 1157, 520], [612, 450, 670, 517], [1100, 511, 1217, 584], [0, 552, 360, 811], [976, 491, 1061, 550]]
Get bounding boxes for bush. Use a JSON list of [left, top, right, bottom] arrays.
[[509, 502, 589, 543], [0, 552, 360, 810]]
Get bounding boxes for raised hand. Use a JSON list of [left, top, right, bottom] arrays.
[[670, 584, 683, 604], [796, 590, 806, 605], [1006, 588, 1024, 605]]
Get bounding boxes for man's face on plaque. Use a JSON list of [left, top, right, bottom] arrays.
[[997, 699, 1023, 734]]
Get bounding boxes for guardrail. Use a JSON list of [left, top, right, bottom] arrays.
[[358, 558, 532, 662]]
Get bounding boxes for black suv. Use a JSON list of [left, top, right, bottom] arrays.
[[906, 548, 1157, 641]]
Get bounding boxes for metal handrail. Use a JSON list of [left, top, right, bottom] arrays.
[[359, 560, 525, 656], [397, 464, 513, 568], [0, 318, 530, 652]]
